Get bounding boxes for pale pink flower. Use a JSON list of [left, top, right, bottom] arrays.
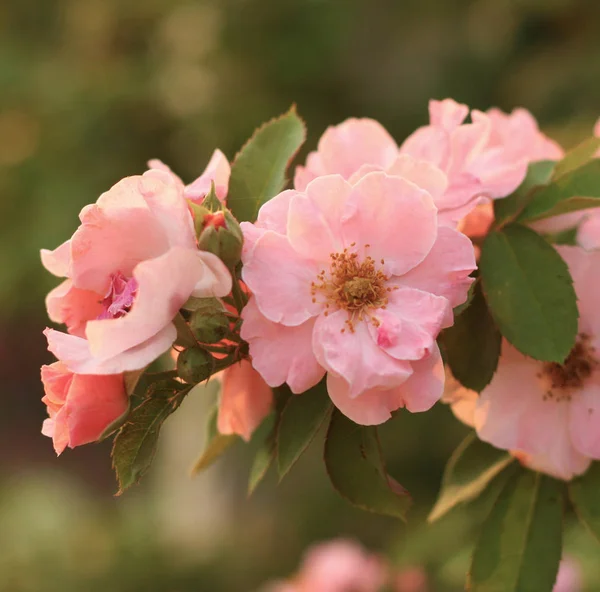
[[446, 246, 600, 480], [217, 359, 273, 441], [148, 148, 230, 203], [241, 172, 476, 425], [42, 170, 232, 375], [269, 539, 388, 592], [401, 100, 562, 224], [393, 567, 429, 592], [553, 557, 582, 592], [41, 361, 128, 455]]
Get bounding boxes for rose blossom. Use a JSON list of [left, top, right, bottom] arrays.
[[148, 148, 230, 203], [446, 246, 600, 480], [42, 169, 232, 375], [41, 361, 128, 455], [264, 539, 388, 592], [241, 171, 476, 425]]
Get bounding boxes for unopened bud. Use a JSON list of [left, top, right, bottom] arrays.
[[189, 304, 230, 343], [197, 209, 243, 269], [177, 347, 215, 384]]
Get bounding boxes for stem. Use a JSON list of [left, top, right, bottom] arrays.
[[231, 278, 247, 313]]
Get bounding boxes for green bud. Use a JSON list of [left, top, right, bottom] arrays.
[[197, 210, 243, 269], [189, 305, 230, 343], [177, 347, 215, 384]]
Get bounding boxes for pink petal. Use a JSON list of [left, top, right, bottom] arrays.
[[569, 383, 600, 458], [241, 231, 322, 326], [192, 251, 232, 298], [217, 360, 273, 441], [46, 279, 103, 338], [369, 288, 449, 361], [400, 127, 450, 171], [241, 298, 325, 393], [577, 214, 600, 251], [184, 149, 231, 202], [313, 310, 412, 398], [294, 152, 327, 191], [341, 172, 438, 276], [514, 449, 591, 482], [287, 175, 351, 260], [429, 98, 469, 130], [316, 118, 398, 180], [399, 226, 476, 313], [41, 240, 72, 277], [386, 154, 449, 203], [46, 325, 177, 375], [85, 246, 206, 360], [256, 189, 298, 233], [146, 159, 185, 188]]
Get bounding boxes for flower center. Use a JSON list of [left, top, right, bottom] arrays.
[[98, 272, 138, 320], [539, 333, 598, 401], [311, 244, 392, 332]]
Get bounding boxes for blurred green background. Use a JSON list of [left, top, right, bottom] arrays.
[[2, 0, 600, 590]]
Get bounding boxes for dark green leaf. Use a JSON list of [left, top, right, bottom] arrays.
[[469, 470, 564, 592], [277, 380, 332, 480], [441, 282, 501, 392], [494, 161, 556, 226], [247, 387, 293, 495], [112, 383, 191, 494], [553, 137, 600, 179], [429, 433, 514, 522], [190, 405, 237, 475], [568, 462, 600, 544], [480, 224, 578, 362], [324, 411, 411, 519], [227, 106, 306, 223], [517, 160, 600, 223]]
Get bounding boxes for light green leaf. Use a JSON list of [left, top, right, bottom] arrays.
[[227, 106, 306, 223], [494, 161, 556, 226], [277, 381, 332, 480], [324, 411, 411, 519], [568, 462, 600, 545], [190, 405, 237, 475], [469, 470, 564, 592], [517, 159, 600, 223], [441, 281, 501, 392], [553, 137, 600, 179], [480, 224, 578, 362], [429, 433, 514, 523], [112, 383, 192, 494]]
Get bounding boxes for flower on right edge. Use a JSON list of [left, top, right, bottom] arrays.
[[446, 246, 600, 481], [241, 170, 476, 425]]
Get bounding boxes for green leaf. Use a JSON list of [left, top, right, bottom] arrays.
[[568, 462, 600, 544], [190, 405, 237, 475], [469, 470, 564, 592], [517, 159, 600, 223], [494, 161, 556, 227], [247, 387, 293, 495], [441, 282, 501, 392], [543, 225, 579, 246], [111, 382, 191, 494], [227, 106, 306, 223], [277, 381, 332, 480], [480, 224, 578, 362], [553, 137, 600, 179], [428, 433, 514, 523], [324, 411, 411, 519]]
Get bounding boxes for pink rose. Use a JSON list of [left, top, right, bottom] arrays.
[[241, 172, 476, 425], [42, 169, 232, 375], [401, 100, 562, 224], [41, 361, 128, 455], [553, 557, 582, 592], [148, 148, 230, 203], [216, 359, 274, 441], [446, 246, 600, 480]]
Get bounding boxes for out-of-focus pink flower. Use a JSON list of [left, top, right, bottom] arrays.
[[268, 539, 388, 592], [241, 172, 476, 425], [42, 170, 232, 375], [217, 359, 274, 441], [393, 566, 429, 592], [41, 361, 128, 455], [446, 246, 600, 481], [148, 149, 230, 203], [553, 557, 582, 592], [401, 100, 562, 225]]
